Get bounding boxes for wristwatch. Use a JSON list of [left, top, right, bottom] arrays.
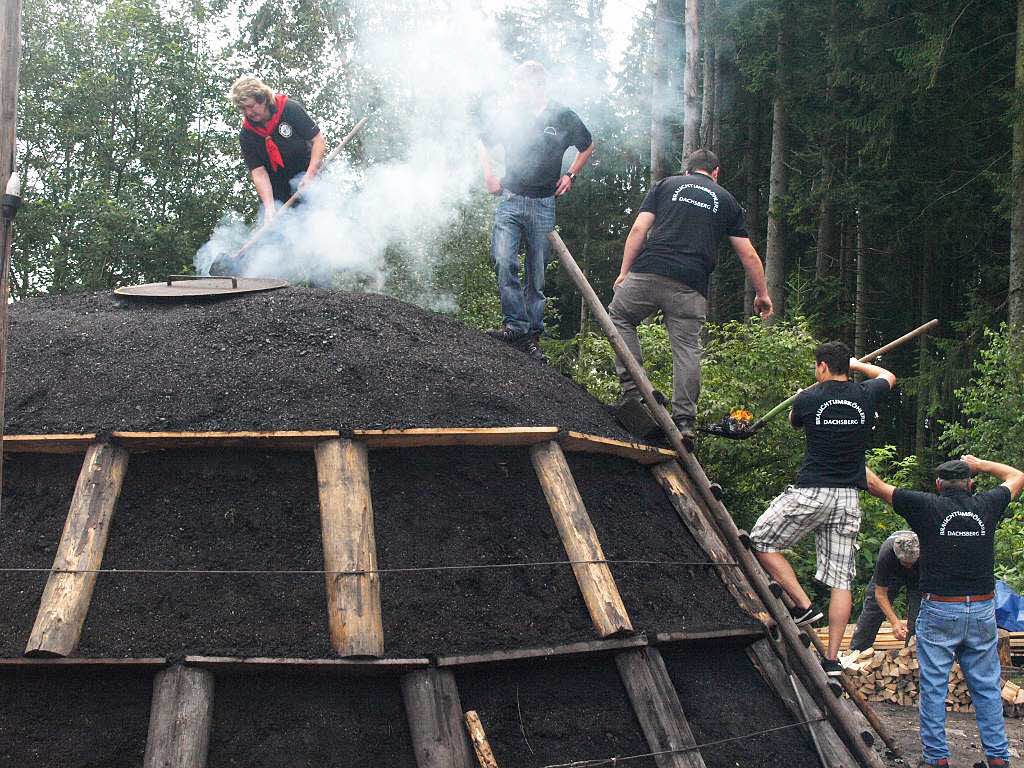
[[566, 171, 577, 182]]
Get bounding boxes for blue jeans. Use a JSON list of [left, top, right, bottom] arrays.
[[490, 190, 556, 336], [915, 597, 1007, 764]]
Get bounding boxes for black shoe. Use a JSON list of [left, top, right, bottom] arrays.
[[519, 337, 548, 363], [820, 657, 843, 678], [672, 416, 696, 441], [789, 602, 824, 626], [486, 326, 525, 344]]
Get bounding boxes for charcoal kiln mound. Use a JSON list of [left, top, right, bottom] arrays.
[[0, 289, 868, 768], [4, 287, 630, 436]]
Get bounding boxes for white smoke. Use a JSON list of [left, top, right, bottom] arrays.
[[195, 0, 605, 311]]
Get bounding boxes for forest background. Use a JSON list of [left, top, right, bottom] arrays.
[[10, 0, 1024, 609]]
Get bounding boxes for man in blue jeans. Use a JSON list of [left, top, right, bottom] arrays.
[[866, 456, 1024, 768], [478, 61, 594, 362]]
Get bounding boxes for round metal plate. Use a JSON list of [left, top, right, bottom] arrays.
[[115, 277, 288, 300]]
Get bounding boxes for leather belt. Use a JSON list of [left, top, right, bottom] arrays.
[[922, 592, 994, 603]]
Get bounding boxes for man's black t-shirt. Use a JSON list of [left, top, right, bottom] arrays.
[[791, 378, 890, 488], [630, 173, 748, 298], [871, 533, 920, 590], [480, 102, 592, 198], [239, 99, 320, 203], [892, 486, 1011, 596]]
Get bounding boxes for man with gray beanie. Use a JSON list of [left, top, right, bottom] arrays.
[[850, 530, 921, 651], [866, 455, 1024, 768]]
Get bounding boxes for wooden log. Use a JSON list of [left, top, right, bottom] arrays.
[[182, 656, 428, 674], [435, 635, 647, 668], [113, 430, 340, 451], [402, 668, 475, 768], [25, 443, 130, 657], [2, 433, 97, 453], [558, 431, 676, 464], [529, 440, 632, 637], [998, 629, 1011, 667], [746, 639, 857, 767], [464, 711, 499, 768], [651, 462, 769, 624], [143, 665, 214, 768], [355, 427, 558, 449], [314, 439, 384, 657], [614, 647, 706, 768]]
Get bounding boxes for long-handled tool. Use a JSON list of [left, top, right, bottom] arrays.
[[212, 116, 368, 274], [701, 318, 939, 439], [548, 230, 887, 768]]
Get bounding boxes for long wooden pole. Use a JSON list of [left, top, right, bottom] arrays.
[[143, 665, 215, 768], [547, 231, 885, 768], [231, 116, 368, 261], [0, 0, 23, 519]]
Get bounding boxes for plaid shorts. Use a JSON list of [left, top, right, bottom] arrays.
[[749, 486, 861, 590]]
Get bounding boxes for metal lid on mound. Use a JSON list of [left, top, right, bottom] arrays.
[[115, 275, 288, 300]]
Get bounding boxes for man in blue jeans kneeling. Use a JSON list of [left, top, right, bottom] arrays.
[[478, 61, 594, 362], [866, 456, 1024, 768]]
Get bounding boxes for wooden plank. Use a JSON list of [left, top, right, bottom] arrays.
[[401, 668, 475, 768], [651, 462, 770, 624], [143, 665, 214, 768], [183, 656, 429, 673], [436, 635, 648, 668], [464, 711, 499, 768], [2, 433, 97, 453], [652, 627, 766, 644], [314, 438, 384, 657], [354, 427, 559, 449], [25, 443, 130, 657], [0, 657, 166, 667], [559, 431, 676, 465], [529, 440, 633, 638], [111, 430, 340, 451], [746, 639, 857, 768], [615, 647, 706, 768]]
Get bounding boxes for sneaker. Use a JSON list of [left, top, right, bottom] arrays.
[[789, 602, 824, 626], [519, 336, 548, 363], [820, 658, 843, 678], [486, 325, 524, 344], [917, 760, 949, 767], [984, 759, 1010, 767]]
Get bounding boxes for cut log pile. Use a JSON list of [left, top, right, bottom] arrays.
[[839, 639, 1024, 717]]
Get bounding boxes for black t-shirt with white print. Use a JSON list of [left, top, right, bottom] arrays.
[[871, 533, 920, 590], [630, 173, 748, 298], [892, 486, 1011, 596], [791, 378, 890, 489], [239, 99, 320, 203], [480, 101, 592, 199]]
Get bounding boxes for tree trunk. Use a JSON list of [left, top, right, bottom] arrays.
[[1011, 0, 1024, 328], [711, 38, 723, 153], [699, 0, 716, 149], [854, 212, 867, 360], [682, 0, 701, 159], [764, 27, 788, 323], [915, 245, 934, 459], [815, 151, 834, 281], [650, 0, 673, 183], [743, 101, 761, 318]]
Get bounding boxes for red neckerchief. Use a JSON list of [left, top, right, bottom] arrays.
[[242, 93, 288, 171]]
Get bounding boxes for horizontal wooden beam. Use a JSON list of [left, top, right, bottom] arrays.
[[112, 430, 341, 451], [436, 635, 648, 668], [559, 431, 676, 464], [354, 427, 559, 448], [651, 628, 766, 645], [182, 656, 429, 673], [2, 434, 97, 453], [0, 657, 166, 667]]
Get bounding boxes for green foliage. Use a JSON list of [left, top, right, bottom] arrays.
[[940, 324, 1024, 591]]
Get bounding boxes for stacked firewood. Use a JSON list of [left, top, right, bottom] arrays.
[[839, 639, 1024, 717]]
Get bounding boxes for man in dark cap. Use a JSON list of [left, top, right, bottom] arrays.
[[850, 530, 921, 651], [866, 455, 1024, 768]]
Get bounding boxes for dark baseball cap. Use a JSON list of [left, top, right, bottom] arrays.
[[936, 460, 971, 480]]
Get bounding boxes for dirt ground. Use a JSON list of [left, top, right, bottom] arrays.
[[874, 703, 1023, 767]]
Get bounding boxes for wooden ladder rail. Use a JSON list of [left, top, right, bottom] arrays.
[[548, 230, 886, 768]]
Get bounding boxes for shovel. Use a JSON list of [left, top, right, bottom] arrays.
[[700, 318, 939, 440]]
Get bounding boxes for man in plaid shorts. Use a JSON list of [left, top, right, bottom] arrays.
[[750, 341, 894, 676]]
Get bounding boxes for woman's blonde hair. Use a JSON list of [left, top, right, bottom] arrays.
[[228, 76, 274, 108]]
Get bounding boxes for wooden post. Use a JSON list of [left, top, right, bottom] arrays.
[[143, 665, 215, 768], [615, 647, 706, 768], [651, 462, 769, 624], [746, 639, 856, 767], [314, 438, 384, 657], [548, 231, 885, 768], [401, 668, 475, 768], [464, 710, 499, 768], [0, 0, 23, 515], [25, 442, 130, 657], [529, 440, 633, 637]]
